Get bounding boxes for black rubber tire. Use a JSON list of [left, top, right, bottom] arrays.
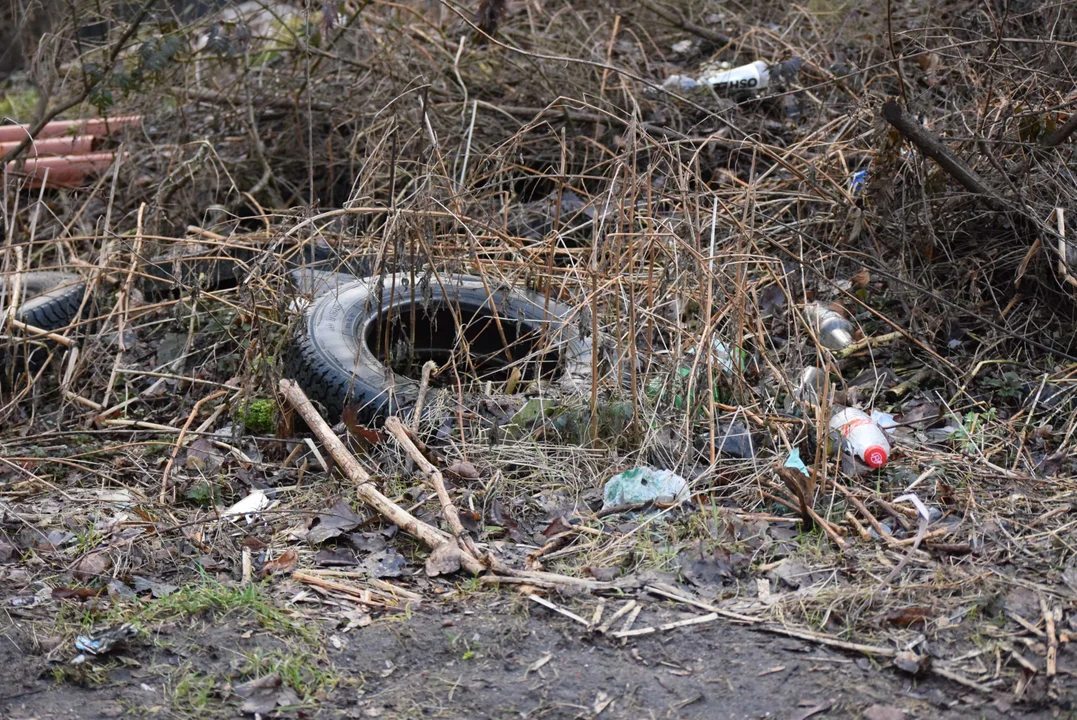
[[1, 271, 86, 375], [2, 272, 86, 331], [140, 241, 373, 297], [286, 273, 592, 425]]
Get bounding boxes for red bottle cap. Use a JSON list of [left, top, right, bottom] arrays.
[[863, 446, 887, 468]]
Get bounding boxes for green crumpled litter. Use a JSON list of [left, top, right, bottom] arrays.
[[601, 466, 689, 510]]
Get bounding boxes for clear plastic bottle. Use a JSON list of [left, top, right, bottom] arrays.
[[829, 406, 889, 468], [803, 304, 854, 350]]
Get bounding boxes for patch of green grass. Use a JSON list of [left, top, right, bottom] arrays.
[[83, 575, 314, 645], [168, 666, 217, 718]]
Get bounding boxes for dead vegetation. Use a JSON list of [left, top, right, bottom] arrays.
[[2, 0, 1077, 716]]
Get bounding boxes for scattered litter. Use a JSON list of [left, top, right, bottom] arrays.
[[711, 421, 760, 459], [601, 467, 689, 510], [784, 448, 810, 476], [850, 169, 869, 195], [72, 624, 137, 664], [222, 489, 273, 524], [803, 304, 854, 350], [829, 406, 890, 469], [663, 57, 801, 97], [796, 366, 826, 406], [663, 74, 702, 92], [870, 410, 899, 431], [699, 60, 771, 94]]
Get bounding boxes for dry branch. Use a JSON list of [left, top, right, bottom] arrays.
[[880, 101, 1004, 209], [279, 379, 484, 574]]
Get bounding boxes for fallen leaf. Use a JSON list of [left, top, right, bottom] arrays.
[[445, 461, 479, 482], [458, 509, 482, 535], [184, 437, 224, 473], [789, 699, 834, 720], [315, 548, 358, 567], [347, 532, 388, 553], [342, 405, 388, 443], [260, 549, 297, 577], [586, 566, 619, 582], [307, 498, 363, 544], [489, 499, 527, 542], [864, 706, 906, 720], [885, 606, 932, 628], [767, 557, 811, 589], [425, 543, 462, 577], [893, 651, 930, 676], [363, 548, 406, 578], [72, 551, 111, 581], [234, 673, 283, 715], [541, 516, 574, 538], [52, 587, 101, 600], [132, 576, 179, 598], [1062, 561, 1077, 597], [899, 402, 940, 428], [758, 284, 787, 315]]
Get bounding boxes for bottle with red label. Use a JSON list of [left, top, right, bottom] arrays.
[[828, 406, 889, 469]]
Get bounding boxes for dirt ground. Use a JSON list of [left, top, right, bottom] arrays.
[[1, 590, 1042, 720]]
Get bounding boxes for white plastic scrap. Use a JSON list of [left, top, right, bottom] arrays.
[[222, 489, 273, 524]]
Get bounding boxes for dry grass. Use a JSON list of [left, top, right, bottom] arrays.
[[2, 0, 1077, 705]]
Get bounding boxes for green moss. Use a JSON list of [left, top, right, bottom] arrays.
[[239, 398, 276, 434]]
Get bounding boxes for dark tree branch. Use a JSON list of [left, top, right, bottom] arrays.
[[881, 100, 1005, 210]]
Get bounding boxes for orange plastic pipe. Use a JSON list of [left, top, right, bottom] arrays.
[[0, 135, 95, 157], [0, 115, 140, 143], [5, 152, 120, 188]]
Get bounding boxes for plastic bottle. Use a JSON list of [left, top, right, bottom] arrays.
[[803, 304, 853, 350], [700, 60, 770, 94], [829, 406, 889, 469]]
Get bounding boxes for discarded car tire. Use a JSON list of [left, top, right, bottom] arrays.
[[286, 273, 593, 424], [140, 241, 373, 297], [3, 272, 86, 332], [1, 271, 87, 374]]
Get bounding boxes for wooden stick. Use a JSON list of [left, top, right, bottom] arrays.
[[834, 484, 891, 539], [292, 571, 393, 608], [834, 330, 903, 359], [611, 612, 719, 638], [6, 318, 78, 347], [529, 594, 590, 626], [1041, 595, 1058, 678], [410, 360, 438, 433], [597, 600, 637, 634], [384, 417, 481, 559], [160, 388, 229, 503], [279, 379, 483, 574]]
